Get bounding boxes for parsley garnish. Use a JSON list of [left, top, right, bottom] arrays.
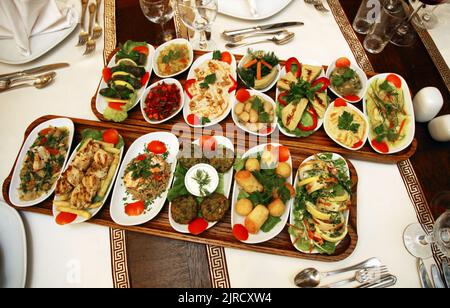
[[162, 50, 182, 64], [192, 170, 212, 197], [199, 73, 217, 89], [338, 111, 360, 133], [212, 50, 222, 60]]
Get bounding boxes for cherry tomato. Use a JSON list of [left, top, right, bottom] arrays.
[[102, 67, 112, 83], [188, 218, 208, 235], [199, 136, 217, 152], [55, 212, 77, 225], [141, 72, 150, 87], [147, 140, 167, 154], [125, 200, 145, 216], [184, 79, 196, 99], [232, 224, 249, 241], [108, 102, 126, 111], [132, 45, 149, 56], [285, 57, 302, 78], [335, 57, 351, 68], [39, 127, 52, 136], [136, 154, 147, 161], [311, 77, 330, 92], [187, 114, 200, 126], [229, 75, 237, 93], [334, 98, 348, 107], [386, 74, 402, 89], [220, 51, 233, 65], [103, 129, 120, 145], [352, 140, 364, 149], [371, 139, 389, 153], [343, 95, 361, 102], [236, 89, 251, 103], [278, 146, 291, 163], [277, 92, 289, 106]]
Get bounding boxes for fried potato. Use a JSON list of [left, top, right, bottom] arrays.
[[97, 154, 119, 198], [53, 200, 71, 207], [236, 198, 253, 216], [268, 198, 286, 217], [276, 162, 292, 178], [245, 158, 260, 172]]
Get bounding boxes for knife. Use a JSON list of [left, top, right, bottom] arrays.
[[418, 258, 434, 288], [0, 63, 70, 81], [431, 264, 446, 288], [222, 21, 304, 38], [443, 260, 450, 288]]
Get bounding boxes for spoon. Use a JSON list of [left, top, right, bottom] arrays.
[[227, 30, 287, 43], [294, 257, 382, 288], [0, 72, 56, 92], [226, 31, 295, 49]]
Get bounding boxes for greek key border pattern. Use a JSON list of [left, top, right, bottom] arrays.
[[110, 228, 131, 288], [206, 245, 231, 288], [103, 0, 117, 63]]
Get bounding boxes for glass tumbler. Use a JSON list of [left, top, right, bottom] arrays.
[[353, 0, 384, 34]]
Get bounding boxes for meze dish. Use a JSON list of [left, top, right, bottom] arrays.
[[9, 118, 74, 207], [52, 129, 124, 225], [276, 57, 330, 138], [326, 57, 367, 103], [153, 38, 193, 78], [232, 88, 277, 136], [237, 49, 280, 92], [289, 153, 351, 255], [96, 40, 154, 122], [324, 98, 369, 151], [183, 50, 237, 127], [141, 78, 184, 124], [168, 136, 235, 235], [363, 73, 415, 154], [232, 144, 294, 244], [110, 132, 179, 226]]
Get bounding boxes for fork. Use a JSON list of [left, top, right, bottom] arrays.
[[92, 0, 103, 40], [305, 0, 329, 13], [84, 3, 97, 55], [321, 266, 389, 288], [76, 0, 89, 46]]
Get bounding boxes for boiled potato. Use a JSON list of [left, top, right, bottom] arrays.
[[239, 111, 250, 122], [235, 102, 245, 115], [244, 102, 252, 112], [268, 199, 286, 217], [276, 162, 292, 178], [236, 198, 253, 216], [264, 101, 273, 113], [245, 205, 269, 234], [249, 109, 259, 123], [245, 158, 260, 172]]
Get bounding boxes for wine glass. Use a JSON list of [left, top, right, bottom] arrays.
[[176, 0, 218, 50], [139, 0, 175, 43], [412, 0, 449, 29], [403, 191, 450, 259]]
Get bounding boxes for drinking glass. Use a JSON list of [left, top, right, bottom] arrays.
[[412, 0, 449, 29], [176, 0, 218, 50], [353, 0, 381, 34], [140, 0, 175, 43], [403, 191, 450, 259]]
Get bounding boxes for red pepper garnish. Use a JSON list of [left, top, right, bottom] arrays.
[[56, 212, 77, 225], [140, 72, 150, 87], [132, 45, 149, 56], [46, 147, 59, 156], [232, 224, 249, 241], [125, 200, 145, 216], [298, 107, 318, 131], [285, 57, 301, 78], [343, 95, 360, 102], [371, 139, 389, 153], [277, 91, 289, 106], [187, 113, 200, 126], [184, 79, 196, 99], [188, 218, 208, 235], [228, 75, 237, 93], [136, 154, 147, 161], [108, 101, 126, 111], [102, 67, 112, 83], [311, 77, 330, 92], [398, 119, 407, 136], [352, 140, 363, 149], [334, 98, 347, 107]]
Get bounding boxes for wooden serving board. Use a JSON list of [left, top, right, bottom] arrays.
[[3, 115, 358, 262], [90, 48, 417, 164]]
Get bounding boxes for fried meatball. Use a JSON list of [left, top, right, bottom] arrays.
[[208, 147, 235, 173], [177, 144, 205, 169], [200, 193, 230, 222], [171, 195, 198, 224]]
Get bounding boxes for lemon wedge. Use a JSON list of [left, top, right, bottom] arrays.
[[113, 80, 135, 91], [116, 58, 137, 67]]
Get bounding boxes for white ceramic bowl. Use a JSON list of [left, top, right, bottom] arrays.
[[413, 87, 443, 123], [153, 38, 194, 78], [185, 164, 219, 197], [238, 53, 281, 93], [428, 115, 450, 142]]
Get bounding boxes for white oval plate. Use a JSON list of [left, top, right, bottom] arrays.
[[110, 132, 179, 226], [51, 139, 124, 224], [238, 53, 281, 93], [218, 0, 293, 21], [183, 51, 237, 128], [232, 89, 277, 137], [95, 43, 155, 115], [169, 136, 235, 234], [140, 78, 184, 124], [290, 153, 350, 254], [9, 118, 75, 207], [325, 58, 368, 103], [153, 39, 194, 78], [275, 61, 325, 138], [231, 143, 293, 244], [363, 73, 415, 154], [0, 202, 27, 288], [323, 100, 369, 151]]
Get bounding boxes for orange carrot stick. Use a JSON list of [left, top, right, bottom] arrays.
[[256, 61, 262, 80], [260, 60, 273, 70], [243, 59, 258, 69]]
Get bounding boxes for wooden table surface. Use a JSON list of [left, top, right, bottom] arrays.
[[114, 0, 449, 287]]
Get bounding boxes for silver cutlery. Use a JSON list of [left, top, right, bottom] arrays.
[[0, 72, 56, 93], [77, 0, 89, 46], [443, 260, 450, 288], [247, 0, 259, 18], [0, 63, 69, 81], [222, 21, 304, 38], [431, 264, 446, 288], [226, 30, 288, 43], [320, 266, 389, 288], [305, 0, 329, 13], [357, 274, 398, 288], [418, 258, 434, 288], [84, 3, 97, 55], [225, 31, 295, 49], [92, 0, 103, 40], [294, 257, 382, 288]]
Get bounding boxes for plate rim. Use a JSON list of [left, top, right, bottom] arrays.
[[218, 0, 293, 21]]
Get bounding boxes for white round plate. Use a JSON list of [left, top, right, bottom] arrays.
[[289, 153, 350, 254], [95, 43, 155, 115], [238, 54, 281, 93], [0, 202, 27, 288], [231, 89, 277, 136], [363, 73, 415, 154], [183, 51, 237, 128], [169, 136, 235, 234], [218, 0, 293, 21], [140, 78, 184, 124], [110, 132, 179, 226], [153, 39, 194, 78], [9, 118, 75, 207], [231, 143, 293, 244]]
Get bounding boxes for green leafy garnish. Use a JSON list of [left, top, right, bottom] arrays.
[[192, 170, 212, 197], [261, 216, 282, 233], [212, 50, 222, 60], [199, 73, 217, 89], [162, 50, 182, 64], [338, 111, 360, 133]]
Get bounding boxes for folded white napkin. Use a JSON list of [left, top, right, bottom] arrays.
[[0, 0, 75, 56]]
